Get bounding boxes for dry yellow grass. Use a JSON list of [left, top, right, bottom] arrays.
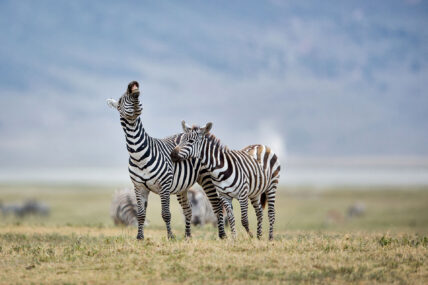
[[1, 184, 428, 283], [1, 226, 427, 284]]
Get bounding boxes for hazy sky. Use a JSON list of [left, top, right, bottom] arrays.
[[0, 0, 427, 169]]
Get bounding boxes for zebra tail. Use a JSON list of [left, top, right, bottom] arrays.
[[261, 192, 267, 209]]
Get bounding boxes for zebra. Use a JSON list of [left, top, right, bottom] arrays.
[[110, 188, 139, 226], [0, 200, 50, 217], [171, 121, 281, 240], [106, 81, 225, 240]]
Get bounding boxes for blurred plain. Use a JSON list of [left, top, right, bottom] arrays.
[[0, 0, 427, 227]]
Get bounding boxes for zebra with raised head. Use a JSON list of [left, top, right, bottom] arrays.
[[171, 121, 281, 240], [106, 81, 225, 240]]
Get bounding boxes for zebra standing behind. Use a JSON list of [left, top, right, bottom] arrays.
[[110, 188, 138, 226], [171, 121, 281, 240], [187, 187, 218, 227], [106, 81, 225, 240]]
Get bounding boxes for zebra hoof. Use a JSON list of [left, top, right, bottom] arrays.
[[168, 233, 176, 240], [248, 231, 254, 238], [219, 234, 227, 239], [136, 234, 144, 240]]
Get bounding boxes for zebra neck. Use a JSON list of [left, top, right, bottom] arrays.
[[121, 117, 153, 162], [201, 138, 228, 171]]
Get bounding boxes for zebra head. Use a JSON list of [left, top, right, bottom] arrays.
[[106, 81, 142, 121], [170, 121, 212, 162]]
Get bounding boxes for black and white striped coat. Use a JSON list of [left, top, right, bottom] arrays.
[[107, 81, 225, 240], [110, 188, 139, 226], [171, 122, 281, 240]]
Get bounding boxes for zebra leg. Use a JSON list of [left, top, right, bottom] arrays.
[[266, 185, 278, 241], [216, 205, 226, 239], [250, 196, 263, 239], [220, 195, 236, 239], [209, 193, 227, 239], [134, 188, 149, 240], [239, 197, 253, 238], [177, 192, 192, 238], [198, 174, 226, 239], [160, 191, 175, 240]]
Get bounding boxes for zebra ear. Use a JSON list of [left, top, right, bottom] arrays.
[[106, 99, 118, 109], [201, 122, 213, 134], [182, 120, 191, 132]]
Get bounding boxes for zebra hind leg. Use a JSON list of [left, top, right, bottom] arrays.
[[250, 196, 263, 239], [220, 195, 236, 239], [160, 191, 175, 240], [239, 197, 253, 238], [177, 192, 192, 238], [266, 185, 278, 241]]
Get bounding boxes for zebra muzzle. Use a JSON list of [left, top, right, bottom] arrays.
[[171, 149, 181, 162]]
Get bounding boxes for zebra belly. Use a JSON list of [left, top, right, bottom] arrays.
[[129, 166, 163, 194], [131, 179, 161, 194], [211, 172, 249, 199]]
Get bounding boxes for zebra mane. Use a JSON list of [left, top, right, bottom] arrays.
[[204, 132, 229, 151], [187, 124, 229, 151]]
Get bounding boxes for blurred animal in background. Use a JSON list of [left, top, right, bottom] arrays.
[[188, 187, 217, 227], [325, 210, 344, 225], [347, 202, 366, 218], [110, 188, 139, 226], [324, 202, 367, 225], [0, 199, 50, 217], [0, 201, 21, 217], [110, 187, 223, 228]]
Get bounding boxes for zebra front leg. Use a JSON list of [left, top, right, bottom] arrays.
[[250, 196, 263, 239], [177, 192, 192, 238], [135, 188, 149, 240], [220, 195, 236, 239], [206, 193, 227, 239], [160, 191, 175, 240], [198, 174, 226, 239], [239, 197, 253, 238]]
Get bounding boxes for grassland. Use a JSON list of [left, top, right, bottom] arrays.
[[1, 184, 428, 284]]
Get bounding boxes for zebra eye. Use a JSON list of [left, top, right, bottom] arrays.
[[188, 139, 195, 144]]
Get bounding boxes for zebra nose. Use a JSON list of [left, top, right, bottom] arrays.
[[131, 89, 140, 98], [171, 149, 180, 162], [193, 216, 201, 226]]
